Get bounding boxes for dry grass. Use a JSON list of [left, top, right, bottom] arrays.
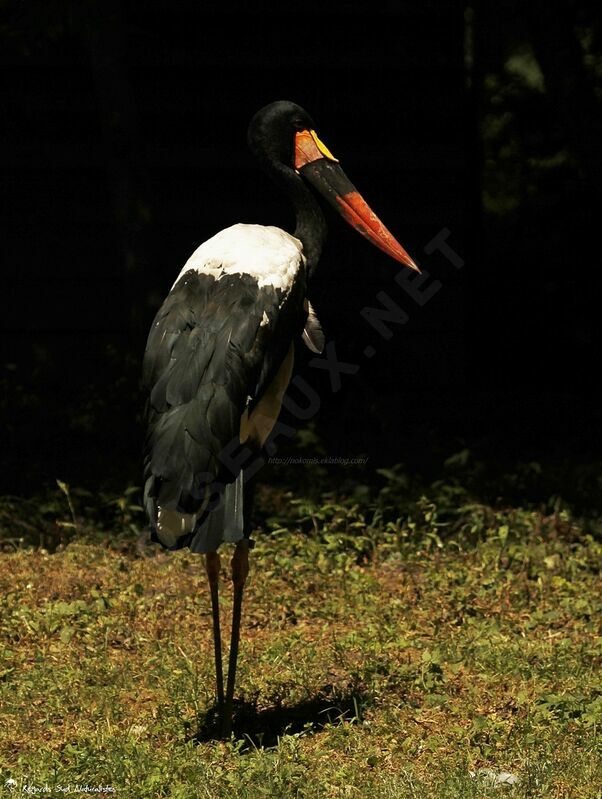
[[0, 484, 600, 798]]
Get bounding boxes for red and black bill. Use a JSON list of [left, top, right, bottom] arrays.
[[294, 129, 419, 272]]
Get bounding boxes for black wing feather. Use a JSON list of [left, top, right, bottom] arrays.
[[143, 268, 305, 514]]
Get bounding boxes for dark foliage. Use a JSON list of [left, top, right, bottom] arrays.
[[1, 0, 600, 505]]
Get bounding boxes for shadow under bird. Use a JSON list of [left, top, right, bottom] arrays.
[[142, 100, 418, 737]]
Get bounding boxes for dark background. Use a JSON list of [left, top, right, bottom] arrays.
[[2, 1, 600, 507]]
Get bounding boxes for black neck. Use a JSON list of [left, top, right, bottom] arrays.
[[265, 161, 327, 277]]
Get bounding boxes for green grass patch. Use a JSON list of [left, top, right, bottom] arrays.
[[0, 476, 600, 798]]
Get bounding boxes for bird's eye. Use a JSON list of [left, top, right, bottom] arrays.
[[292, 118, 306, 131]]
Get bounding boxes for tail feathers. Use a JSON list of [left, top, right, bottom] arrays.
[[189, 472, 244, 553], [148, 472, 245, 553], [156, 507, 199, 549]]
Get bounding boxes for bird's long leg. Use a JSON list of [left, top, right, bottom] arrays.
[[204, 551, 225, 713], [222, 538, 250, 738]]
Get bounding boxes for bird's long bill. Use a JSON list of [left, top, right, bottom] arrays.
[[295, 129, 419, 272]]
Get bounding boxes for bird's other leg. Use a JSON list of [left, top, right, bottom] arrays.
[[222, 538, 251, 738], [204, 551, 224, 714]]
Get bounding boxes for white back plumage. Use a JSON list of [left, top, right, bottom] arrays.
[[174, 223, 305, 291]]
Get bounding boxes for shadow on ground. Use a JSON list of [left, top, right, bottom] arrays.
[[191, 685, 370, 748]]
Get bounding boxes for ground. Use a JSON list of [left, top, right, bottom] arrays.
[[0, 473, 600, 798]]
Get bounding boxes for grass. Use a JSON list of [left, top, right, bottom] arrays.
[[0, 469, 600, 798]]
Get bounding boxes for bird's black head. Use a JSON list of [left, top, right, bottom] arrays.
[[247, 100, 419, 273], [247, 100, 315, 170]]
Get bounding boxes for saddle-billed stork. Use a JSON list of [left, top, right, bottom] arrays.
[[142, 100, 418, 736]]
